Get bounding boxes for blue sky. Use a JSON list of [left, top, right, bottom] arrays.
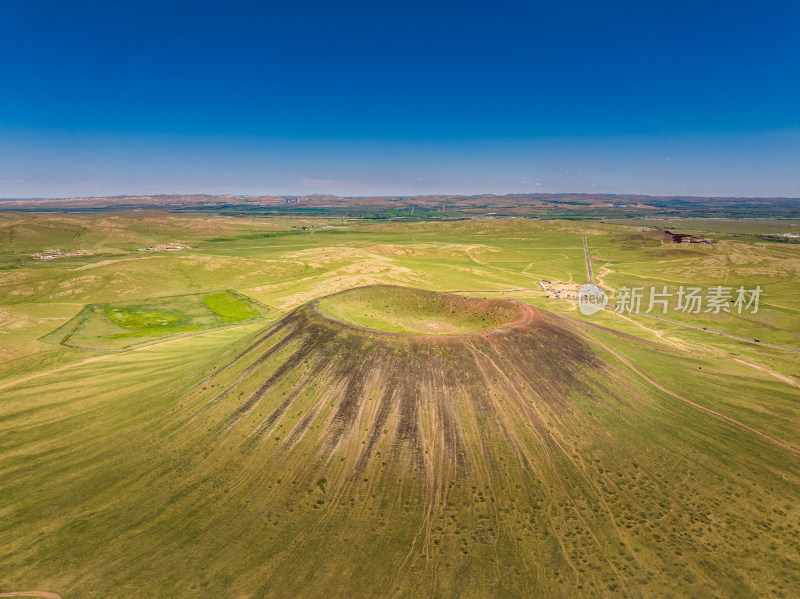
[[1, 0, 799, 198]]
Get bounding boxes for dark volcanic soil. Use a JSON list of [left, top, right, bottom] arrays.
[[184, 287, 622, 491], [109, 286, 797, 597]]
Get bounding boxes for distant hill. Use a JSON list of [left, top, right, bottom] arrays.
[[1, 192, 798, 218]]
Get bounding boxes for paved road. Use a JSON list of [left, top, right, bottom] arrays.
[[602, 301, 800, 354], [582, 235, 594, 285], [628, 309, 800, 354], [574, 237, 796, 353], [448, 287, 800, 355]]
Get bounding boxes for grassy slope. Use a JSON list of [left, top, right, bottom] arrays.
[[1, 213, 798, 598], [0, 304, 797, 598], [601, 218, 800, 235]]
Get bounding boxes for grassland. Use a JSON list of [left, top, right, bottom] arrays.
[[0, 211, 798, 598], [602, 218, 800, 235], [40, 290, 268, 351]]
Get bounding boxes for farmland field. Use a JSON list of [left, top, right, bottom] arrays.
[[0, 211, 798, 598], [41, 290, 268, 351]]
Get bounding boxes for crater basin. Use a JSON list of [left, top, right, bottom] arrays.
[[315, 285, 525, 335]]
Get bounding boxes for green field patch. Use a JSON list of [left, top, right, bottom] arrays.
[[42, 290, 269, 351], [107, 306, 186, 329], [203, 291, 259, 322]]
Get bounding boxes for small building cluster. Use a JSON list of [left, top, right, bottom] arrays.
[[665, 231, 714, 244], [539, 280, 579, 299], [33, 248, 91, 260], [136, 243, 190, 252], [547, 290, 578, 299]]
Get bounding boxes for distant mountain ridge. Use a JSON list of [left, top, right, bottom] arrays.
[[1, 192, 798, 218]]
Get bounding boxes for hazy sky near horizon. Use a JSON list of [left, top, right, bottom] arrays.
[[1, 0, 799, 198]]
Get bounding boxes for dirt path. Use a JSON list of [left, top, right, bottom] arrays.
[[583, 334, 800, 458], [447, 284, 799, 355], [0, 352, 118, 392], [611, 311, 689, 350], [443, 288, 539, 294], [463, 246, 548, 281], [733, 357, 800, 389], [624, 311, 800, 354], [576, 256, 797, 355], [0, 320, 265, 393], [0, 592, 63, 599]]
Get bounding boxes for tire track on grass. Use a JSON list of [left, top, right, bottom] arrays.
[[581, 334, 800, 458], [0, 592, 63, 599]]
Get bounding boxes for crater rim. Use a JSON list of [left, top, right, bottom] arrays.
[[311, 284, 534, 337]]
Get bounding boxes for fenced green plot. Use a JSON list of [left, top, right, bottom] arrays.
[[42, 290, 269, 351]]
